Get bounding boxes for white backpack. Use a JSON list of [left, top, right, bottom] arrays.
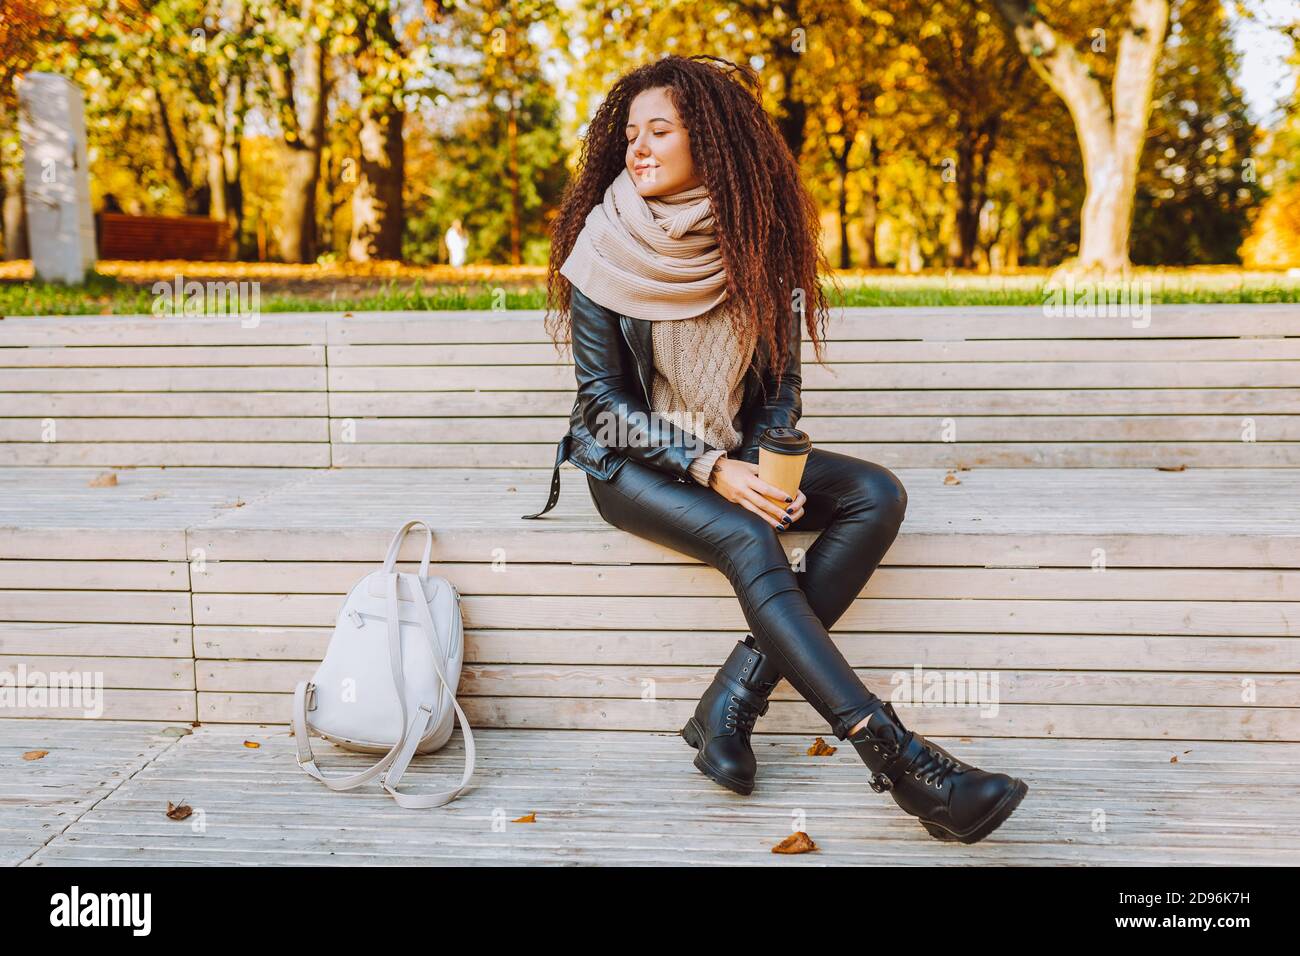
[[292, 519, 475, 808]]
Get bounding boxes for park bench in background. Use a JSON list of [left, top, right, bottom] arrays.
[[0, 305, 1296, 744], [95, 212, 232, 261]]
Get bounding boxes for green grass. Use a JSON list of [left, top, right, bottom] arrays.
[[3, 270, 1299, 315]]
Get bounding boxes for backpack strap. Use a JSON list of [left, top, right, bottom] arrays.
[[381, 520, 434, 577], [379, 571, 476, 809]]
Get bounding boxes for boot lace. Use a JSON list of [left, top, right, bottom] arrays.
[[725, 694, 764, 735], [858, 704, 966, 790]]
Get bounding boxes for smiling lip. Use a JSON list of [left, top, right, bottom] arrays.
[[634, 164, 657, 173]]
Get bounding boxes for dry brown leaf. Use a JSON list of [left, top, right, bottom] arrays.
[[165, 801, 193, 820], [1156, 464, 1187, 472], [806, 737, 837, 756], [772, 831, 818, 854], [89, 472, 118, 487], [943, 472, 961, 485], [243, 740, 261, 749], [1170, 755, 1178, 763], [21, 749, 48, 761], [513, 812, 536, 823]]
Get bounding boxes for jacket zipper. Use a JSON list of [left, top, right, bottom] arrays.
[[619, 316, 653, 406]]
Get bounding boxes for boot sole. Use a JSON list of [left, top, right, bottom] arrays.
[[919, 778, 1029, 845], [680, 718, 755, 796]]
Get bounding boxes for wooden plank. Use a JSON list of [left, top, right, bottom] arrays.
[[191, 592, 1300, 636], [0, 444, 333, 467], [189, 562, 1300, 601], [198, 693, 1300, 741], [330, 442, 1300, 468], [0, 560, 185, 591], [193, 660, 1298, 708], [193, 626, 1296, 673], [0, 367, 326, 392], [328, 362, 1300, 392], [1, 655, 193, 689], [0, 345, 325, 368], [0, 591, 190, 624], [0, 315, 327, 347], [0, 623, 191, 657], [331, 388, 1300, 417], [326, 415, 1300, 444], [1, 393, 328, 416], [0, 419, 329, 442], [3, 690, 193, 720], [327, 337, 1300, 365]]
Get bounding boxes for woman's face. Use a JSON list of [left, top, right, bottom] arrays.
[[625, 86, 701, 197]]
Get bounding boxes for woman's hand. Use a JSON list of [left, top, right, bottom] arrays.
[[708, 458, 806, 531]]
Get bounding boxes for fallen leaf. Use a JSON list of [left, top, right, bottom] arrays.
[[218, 499, 246, 509], [513, 812, 536, 823], [772, 831, 817, 854], [943, 472, 961, 485], [1170, 755, 1178, 763], [243, 740, 261, 749], [21, 749, 48, 761], [806, 737, 837, 756], [1156, 464, 1187, 472], [166, 801, 193, 820], [89, 472, 118, 487]]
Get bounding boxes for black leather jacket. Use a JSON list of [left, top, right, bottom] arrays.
[[522, 285, 803, 518]]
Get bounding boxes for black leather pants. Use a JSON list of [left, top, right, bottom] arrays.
[[585, 447, 908, 740]]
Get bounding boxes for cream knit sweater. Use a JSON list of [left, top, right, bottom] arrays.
[[649, 301, 757, 486]]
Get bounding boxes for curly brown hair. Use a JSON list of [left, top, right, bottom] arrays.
[[544, 53, 838, 390]]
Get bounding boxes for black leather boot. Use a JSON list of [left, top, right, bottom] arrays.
[[680, 635, 782, 795], [849, 700, 1028, 844]]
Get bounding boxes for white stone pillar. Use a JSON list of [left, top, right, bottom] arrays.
[[16, 73, 97, 284]]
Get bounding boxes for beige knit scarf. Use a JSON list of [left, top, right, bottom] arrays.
[[559, 167, 729, 320]]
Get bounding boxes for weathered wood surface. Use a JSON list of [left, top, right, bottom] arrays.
[[1, 465, 1296, 737], [3, 304, 1297, 467], [7, 720, 1299, 866]]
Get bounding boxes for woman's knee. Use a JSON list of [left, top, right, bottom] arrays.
[[847, 461, 908, 525]]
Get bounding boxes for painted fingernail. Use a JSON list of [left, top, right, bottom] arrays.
[[785, 507, 792, 514], [785, 496, 793, 503], [781, 515, 791, 524]]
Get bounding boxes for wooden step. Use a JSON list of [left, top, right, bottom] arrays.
[[1, 466, 1296, 739]]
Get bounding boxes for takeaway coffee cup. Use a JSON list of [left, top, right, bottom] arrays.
[[758, 427, 812, 500]]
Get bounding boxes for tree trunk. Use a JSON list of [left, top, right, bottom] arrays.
[[276, 25, 328, 263], [992, 0, 1169, 275], [348, 98, 404, 261], [506, 91, 521, 265], [832, 138, 851, 269], [226, 130, 247, 258], [861, 137, 880, 269], [1, 161, 28, 260]]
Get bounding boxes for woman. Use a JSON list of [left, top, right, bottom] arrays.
[[523, 55, 1027, 844]]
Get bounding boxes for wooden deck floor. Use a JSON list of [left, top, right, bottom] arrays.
[[4, 719, 1298, 866]]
